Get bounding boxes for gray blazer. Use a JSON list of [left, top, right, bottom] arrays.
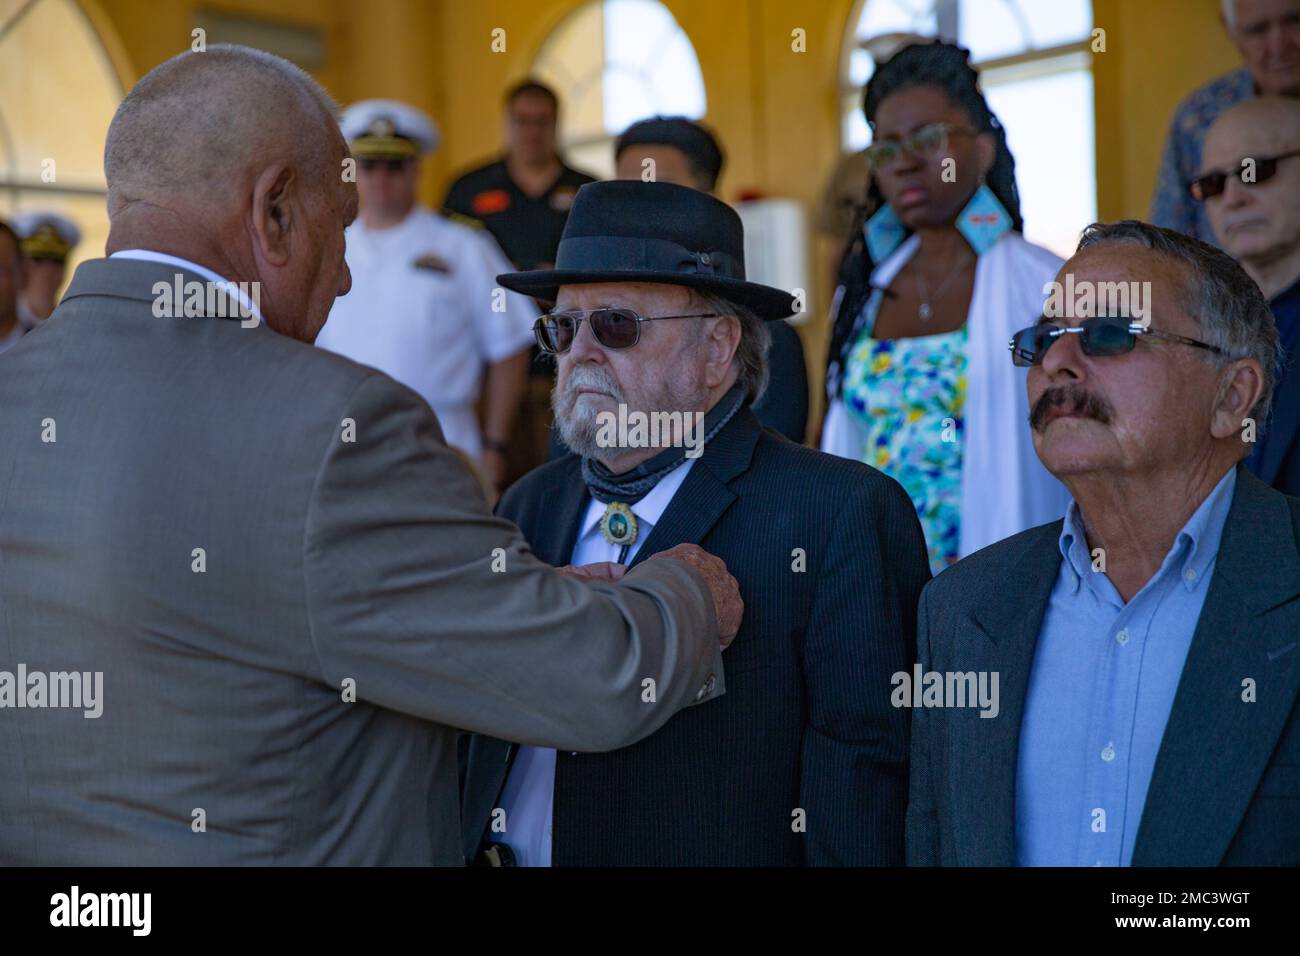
[[0, 257, 723, 865], [907, 465, 1300, 865]]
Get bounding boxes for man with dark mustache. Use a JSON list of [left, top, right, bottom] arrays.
[[907, 220, 1300, 866], [1029, 383, 1113, 432]]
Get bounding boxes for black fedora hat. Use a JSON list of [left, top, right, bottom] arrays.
[[496, 180, 796, 320]]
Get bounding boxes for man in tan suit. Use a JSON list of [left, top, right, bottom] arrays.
[[0, 45, 740, 865]]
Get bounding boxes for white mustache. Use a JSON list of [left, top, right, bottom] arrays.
[[561, 367, 625, 405]]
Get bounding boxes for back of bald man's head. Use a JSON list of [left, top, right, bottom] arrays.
[[105, 44, 341, 206]]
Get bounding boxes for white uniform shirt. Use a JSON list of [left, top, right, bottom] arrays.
[[315, 207, 538, 457], [494, 457, 697, 867]]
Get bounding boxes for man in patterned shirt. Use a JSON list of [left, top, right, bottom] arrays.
[[1150, 0, 1300, 245]]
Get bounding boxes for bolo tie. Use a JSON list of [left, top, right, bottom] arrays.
[[599, 502, 638, 564], [581, 383, 749, 565]]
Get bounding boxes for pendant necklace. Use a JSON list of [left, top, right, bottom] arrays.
[[915, 246, 973, 322]]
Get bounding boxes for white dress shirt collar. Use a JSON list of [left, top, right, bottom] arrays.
[[110, 249, 264, 325], [576, 457, 697, 548]]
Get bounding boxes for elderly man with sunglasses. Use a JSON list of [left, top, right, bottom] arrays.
[[459, 180, 931, 867], [1199, 96, 1300, 496], [1150, 0, 1300, 245], [907, 219, 1299, 866]]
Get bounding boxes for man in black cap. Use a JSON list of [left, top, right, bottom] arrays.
[[461, 180, 930, 867], [612, 115, 810, 444], [613, 115, 726, 194]]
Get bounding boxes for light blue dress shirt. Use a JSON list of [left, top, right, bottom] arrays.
[[1015, 467, 1237, 867]]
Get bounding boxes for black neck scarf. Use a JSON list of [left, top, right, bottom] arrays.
[[581, 383, 746, 505]]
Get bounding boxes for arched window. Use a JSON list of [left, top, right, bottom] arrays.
[[532, 0, 707, 178], [840, 0, 1096, 257], [0, 0, 126, 273]]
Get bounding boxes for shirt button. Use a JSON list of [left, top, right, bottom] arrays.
[[1101, 743, 1116, 762], [1115, 629, 1130, 646], [1183, 567, 1198, 584]]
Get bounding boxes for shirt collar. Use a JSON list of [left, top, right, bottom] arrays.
[[110, 249, 264, 325], [1057, 502, 1093, 595], [578, 457, 697, 541], [1058, 466, 1239, 597]]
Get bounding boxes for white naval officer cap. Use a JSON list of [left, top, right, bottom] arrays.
[[12, 211, 81, 263], [341, 99, 440, 159]]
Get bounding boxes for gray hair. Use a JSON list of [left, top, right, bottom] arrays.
[[105, 44, 339, 201], [1221, 0, 1238, 27], [1075, 220, 1280, 434], [693, 290, 771, 405]]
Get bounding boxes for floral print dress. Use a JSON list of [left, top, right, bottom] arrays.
[[842, 295, 968, 575]]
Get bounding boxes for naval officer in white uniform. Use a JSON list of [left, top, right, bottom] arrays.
[[316, 99, 538, 489], [12, 211, 81, 330]]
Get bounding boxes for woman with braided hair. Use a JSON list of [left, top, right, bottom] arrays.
[[821, 39, 1069, 574]]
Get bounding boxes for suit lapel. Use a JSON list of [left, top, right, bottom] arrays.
[[1132, 468, 1300, 865], [947, 525, 1063, 866], [527, 457, 590, 566], [626, 408, 760, 566]]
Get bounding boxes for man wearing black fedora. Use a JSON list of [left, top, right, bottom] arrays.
[[460, 180, 930, 866]]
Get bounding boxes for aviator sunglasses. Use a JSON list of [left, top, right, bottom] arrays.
[[1009, 317, 1225, 367], [534, 308, 722, 353], [1188, 148, 1300, 201]]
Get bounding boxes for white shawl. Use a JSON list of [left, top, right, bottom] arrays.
[[821, 231, 1071, 559]]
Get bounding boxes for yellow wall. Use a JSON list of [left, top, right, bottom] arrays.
[[1092, 0, 1241, 222], [59, 0, 1250, 427], [84, 0, 1242, 240]]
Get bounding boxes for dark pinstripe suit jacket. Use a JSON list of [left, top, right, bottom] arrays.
[[907, 465, 1300, 865], [462, 406, 931, 865]]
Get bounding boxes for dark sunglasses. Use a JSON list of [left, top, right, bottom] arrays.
[[1009, 317, 1225, 367], [863, 122, 978, 170], [1188, 147, 1300, 201], [534, 308, 722, 353], [357, 157, 413, 173]]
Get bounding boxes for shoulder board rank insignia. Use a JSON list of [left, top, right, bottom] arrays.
[[599, 502, 638, 548], [413, 252, 452, 273], [442, 209, 485, 231]]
